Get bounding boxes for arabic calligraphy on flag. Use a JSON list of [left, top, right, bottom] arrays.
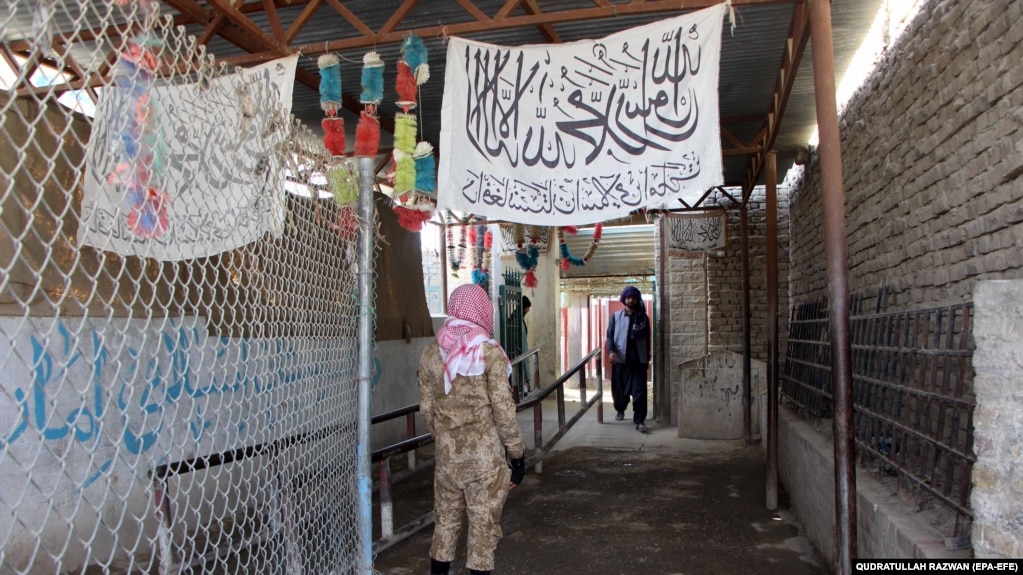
[[438, 4, 725, 225]]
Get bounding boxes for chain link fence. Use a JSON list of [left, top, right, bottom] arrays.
[[1, 2, 366, 573]]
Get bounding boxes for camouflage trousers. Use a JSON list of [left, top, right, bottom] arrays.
[[430, 464, 511, 571]]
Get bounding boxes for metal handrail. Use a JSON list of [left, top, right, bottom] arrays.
[[370, 345, 604, 554]]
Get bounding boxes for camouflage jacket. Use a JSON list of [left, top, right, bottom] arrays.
[[418, 341, 525, 468]]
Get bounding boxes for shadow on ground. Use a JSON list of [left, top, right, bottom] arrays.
[[372, 439, 829, 575]]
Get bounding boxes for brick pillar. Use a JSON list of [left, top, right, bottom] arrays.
[[971, 280, 1023, 558]]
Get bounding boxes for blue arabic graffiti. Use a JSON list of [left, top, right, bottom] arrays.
[[1, 318, 356, 489]]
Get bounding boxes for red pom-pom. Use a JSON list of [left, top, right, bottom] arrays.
[[563, 225, 578, 235], [355, 111, 380, 157], [395, 61, 418, 112], [322, 117, 346, 156], [329, 206, 359, 240], [560, 257, 570, 271], [483, 231, 493, 249], [524, 270, 538, 288], [393, 205, 431, 232], [592, 222, 603, 241]]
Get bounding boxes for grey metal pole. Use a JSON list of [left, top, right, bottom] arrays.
[[808, 1, 857, 573], [357, 156, 377, 575]]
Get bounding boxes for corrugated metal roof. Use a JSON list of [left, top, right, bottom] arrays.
[[561, 224, 655, 279], [166, 0, 884, 188], [0, 0, 885, 192]]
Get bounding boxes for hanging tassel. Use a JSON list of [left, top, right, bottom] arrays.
[[392, 149, 416, 196], [393, 205, 432, 232], [524, 269, 538, 288], [395, 60, 418, 112], [318, 53, 342, 116], [360, 52, 384, 105], [322, 117, 346, 156], [127, 187, 170, 239], [355, 110, 380, 157], [327, 164, 358, 206], [401, 35, 428, 78], [394, 113, 417, 153], [515, 245, 539, 271], [413, 142, 436, 193], [329, 206, 359, 240], [583, 222, 604, 261]]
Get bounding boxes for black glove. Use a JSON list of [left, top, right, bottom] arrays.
[[509, 457, 526, 486]]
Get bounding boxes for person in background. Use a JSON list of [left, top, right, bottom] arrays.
[[418, 283, 527, 575], [605, 285, 651, 433], [521, 295, 531, 391]]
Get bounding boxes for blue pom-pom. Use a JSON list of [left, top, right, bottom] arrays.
[[415, 154, 436, 193], [401, 36, 428, 73], [360, 61, 384, 104], [319, 63, 342, 111], [515, 246, 540, 271]]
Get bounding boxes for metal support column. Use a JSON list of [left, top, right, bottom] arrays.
[[765, 152, 779, 511], [809, 1, 857, 573], [357, 156, 377, 575], [740, 207, 752, 445], [656, 215, 671, 422]]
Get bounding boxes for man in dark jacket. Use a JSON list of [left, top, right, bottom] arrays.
[[605, 285, 651, 432]]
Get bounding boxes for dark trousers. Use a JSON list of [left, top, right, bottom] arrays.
[[611, 362, 647, 425]]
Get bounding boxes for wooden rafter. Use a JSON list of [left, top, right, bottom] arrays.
[[221, 0, 796, 66], [742, 0, 810, 198]]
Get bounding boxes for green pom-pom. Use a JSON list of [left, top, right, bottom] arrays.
[[393, 155, 416, 195], [328, 165, 358, 206]]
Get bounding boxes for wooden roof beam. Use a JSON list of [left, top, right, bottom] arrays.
[[741, 0, 810, 202], [224, 0, 798, 66]]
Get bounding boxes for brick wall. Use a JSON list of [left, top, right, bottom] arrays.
[[660, 187, 791, 425], [785, 0, 1023, 559], [709, 189, 791, 361], [789, 0, 1023, 310]]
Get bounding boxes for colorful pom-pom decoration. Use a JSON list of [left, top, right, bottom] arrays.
[[401, 35, 428, 78], [329, 206, 359, 240], [327, 164, 358, 207], [322, 117, 346, 156], [127, 187, 170, 239], [392, 149, 416, 196], [360, 51, 384, 105], [394, 113, 417, 153], [395, 60, 417, 112], [393, 204, 432, 232], [355, 110, 380, 157], [413, 142, 436, 193], [318, 53, 342, 116], [524, 269, 538, 288]]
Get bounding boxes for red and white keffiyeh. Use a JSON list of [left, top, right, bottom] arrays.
[[436, 283, 511, 393]]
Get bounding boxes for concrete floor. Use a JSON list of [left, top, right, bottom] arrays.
[[371, 391, 830, 575]]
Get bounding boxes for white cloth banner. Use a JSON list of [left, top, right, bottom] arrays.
[[666, 210, 727, 252], [439, 5, 725, 226], [79, 55, 298, 261]]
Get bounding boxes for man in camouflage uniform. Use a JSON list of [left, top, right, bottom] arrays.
[[418, 284, 526, 575]]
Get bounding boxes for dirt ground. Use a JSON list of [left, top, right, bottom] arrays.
[[372, 440, 829, 575]]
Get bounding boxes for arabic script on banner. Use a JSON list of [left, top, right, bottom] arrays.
[[667, 210, 727, 252], [438, 5, 725, 225], [79, 56, 297, 261]]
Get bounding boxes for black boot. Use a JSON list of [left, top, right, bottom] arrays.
[[469, 570, 491, 575], [430, 558, 451, 575]]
